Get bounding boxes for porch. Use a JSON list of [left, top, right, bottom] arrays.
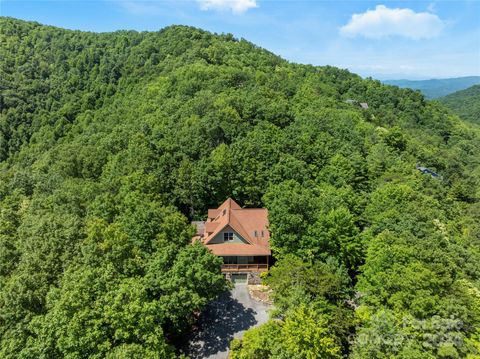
[[221, 255, 269, 273], [221, 263, 268, 272]]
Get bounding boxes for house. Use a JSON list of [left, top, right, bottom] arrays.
[[416, 165, 441, 179], [344, 99, 369, 109], [193, 198, 270, 275]]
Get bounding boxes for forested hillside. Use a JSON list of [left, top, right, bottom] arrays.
[[1, 17, 480, 358], [439, 85, 480, 124]]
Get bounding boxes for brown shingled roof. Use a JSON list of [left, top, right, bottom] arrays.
[[206, 243, 271, 256], [201, 198, 271, 256]]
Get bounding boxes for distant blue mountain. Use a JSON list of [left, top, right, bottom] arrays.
[[383, 76, 480, 99]]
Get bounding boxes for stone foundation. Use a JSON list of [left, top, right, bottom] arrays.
[[224, 272, 262, 285], [247, 272, 262, 285]]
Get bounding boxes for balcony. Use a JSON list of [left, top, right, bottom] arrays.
[[221, 264, 268, 272]]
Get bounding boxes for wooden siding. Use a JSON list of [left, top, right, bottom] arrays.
[[208, 225, 248, 244]]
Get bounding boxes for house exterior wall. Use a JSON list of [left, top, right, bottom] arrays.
[[223, 256, 252, 264], [208, 225, 248, 244], [222, 256, 268, 264]]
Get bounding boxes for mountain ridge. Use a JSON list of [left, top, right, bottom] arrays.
[[439, 84, 480, 124], [383, 76, 480, 98], [1, 17, 479, 358]]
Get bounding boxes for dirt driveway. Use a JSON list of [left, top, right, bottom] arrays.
[[183, 284, 272, 359]]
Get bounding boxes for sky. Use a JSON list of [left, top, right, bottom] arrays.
[[2, 0, 480, 80]]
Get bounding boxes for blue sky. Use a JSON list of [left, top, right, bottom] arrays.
[[2, 0, 479, 79]]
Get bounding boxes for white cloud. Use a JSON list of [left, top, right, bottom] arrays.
[[197, 0, 258, 14], [340, 5, 445, 39]]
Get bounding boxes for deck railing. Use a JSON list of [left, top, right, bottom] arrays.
[[221, 264, 268, 272]]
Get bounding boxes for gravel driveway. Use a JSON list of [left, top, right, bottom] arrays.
[[183, 284, 271, 359]]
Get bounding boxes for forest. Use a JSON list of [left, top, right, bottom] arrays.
[[440, 85, 480, 124], [1, 17, 479, 358]]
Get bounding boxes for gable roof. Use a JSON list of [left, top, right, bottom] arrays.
[[203, 198, 247, 245], [201, 198, 271, 256]]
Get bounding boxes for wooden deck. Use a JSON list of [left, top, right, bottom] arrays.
[[221, 264, 268, 272]]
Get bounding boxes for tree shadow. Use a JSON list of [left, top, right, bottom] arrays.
[[183, 290, 258, 358]]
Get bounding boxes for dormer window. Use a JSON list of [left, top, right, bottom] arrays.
[[224, 232, 233, 242]]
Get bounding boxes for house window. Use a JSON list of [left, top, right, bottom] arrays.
[[261, 230, 264, 237], [222, 209, 226, 216], [254, 230, 258, 237], [223, 232, 234, 242], [223, 256, 236, 264]]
